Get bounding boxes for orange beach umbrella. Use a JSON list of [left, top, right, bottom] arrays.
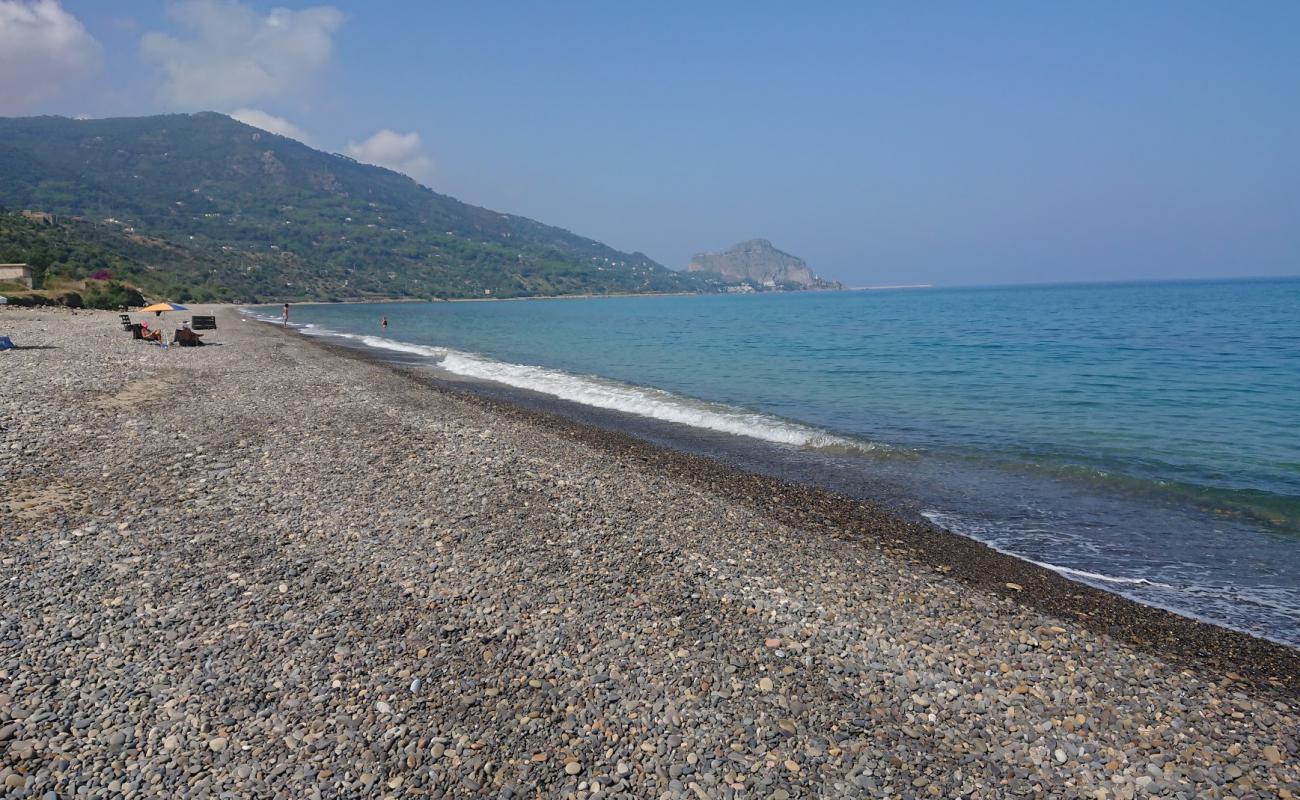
[[137, 302, 188, 346]]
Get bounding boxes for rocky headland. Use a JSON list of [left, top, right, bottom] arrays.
[[687, 240, 841, 290]]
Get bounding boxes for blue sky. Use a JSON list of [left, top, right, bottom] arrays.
[[4, 1, 1299, 286]]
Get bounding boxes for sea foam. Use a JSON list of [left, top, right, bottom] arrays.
[[437, 350, 875, 451], [920, 510, 1172, 587], [245, 311, 881, 454]]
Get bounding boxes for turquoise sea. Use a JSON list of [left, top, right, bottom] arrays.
[[252, 278, 1300, 646]]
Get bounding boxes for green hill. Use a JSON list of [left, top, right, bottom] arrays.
[[0, 209, 206, 306], [0, 113, 723, 302]]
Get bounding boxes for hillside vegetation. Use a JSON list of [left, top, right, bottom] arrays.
[[0, 113, 724, 302], [0, 209, 230, 304]]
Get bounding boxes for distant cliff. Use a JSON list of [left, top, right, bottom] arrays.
[[687, 239, 840, 289]]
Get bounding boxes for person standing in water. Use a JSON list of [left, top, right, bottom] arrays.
[[381, 316, 388, 332], [282, 303, 290, 328]]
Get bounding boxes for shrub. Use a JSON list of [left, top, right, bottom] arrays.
[[81, 281, 145, 310]]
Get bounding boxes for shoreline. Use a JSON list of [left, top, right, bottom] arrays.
[[286, 314, 1300, 695], [3, 305, 1297, 798], [279, 291, 701, 306], [251, 286, 855, 308]]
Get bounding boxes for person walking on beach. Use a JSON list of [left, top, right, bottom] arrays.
[[282, 303, 290, 328], [381, 316, 388, 332]]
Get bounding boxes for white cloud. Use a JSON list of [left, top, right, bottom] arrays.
[[347, 129, 433, 182], [0, 0, 101, 113], [141, 0, 343, 110], [230, 107, 313, 144]]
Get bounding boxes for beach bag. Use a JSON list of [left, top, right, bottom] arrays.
[[0, 336, 14, 350]]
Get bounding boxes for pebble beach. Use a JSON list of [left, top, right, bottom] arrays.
[[1, 306, 1297, 799]]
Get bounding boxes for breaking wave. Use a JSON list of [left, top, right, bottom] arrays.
[[245, 310, 883, 454], [436, 350, 880, 451], [310, 330, 449, 359], [920, 510, 1174, 588]]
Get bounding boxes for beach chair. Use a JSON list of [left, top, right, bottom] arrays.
[[132, 321, 161, 342], [184, 315, 217, 344], [172, 326, 205, 347], [119, 314, 133, 331]]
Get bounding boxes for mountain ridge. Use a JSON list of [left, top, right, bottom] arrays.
[[0, 112, 727, 302]]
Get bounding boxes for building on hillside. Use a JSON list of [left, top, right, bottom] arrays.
[[0, 264, 34, 289], [21, 210, 55, 225]]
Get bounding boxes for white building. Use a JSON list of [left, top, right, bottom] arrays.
[[0, 264, 33, 289]]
